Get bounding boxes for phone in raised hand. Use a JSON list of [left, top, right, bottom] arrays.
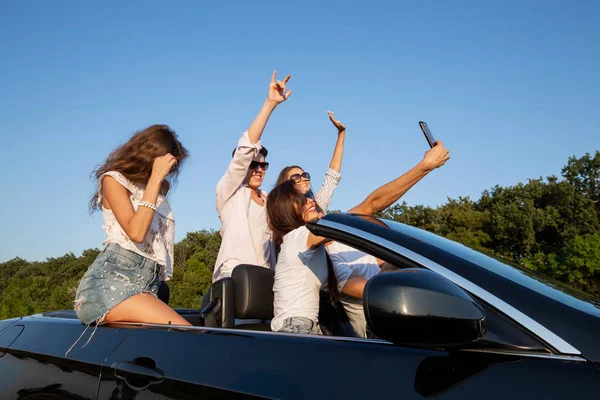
[[419, 121, 436, 148]]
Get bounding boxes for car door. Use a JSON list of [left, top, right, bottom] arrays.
[[97, 323, 447, 399], [0, 315, 131, 399], [96, 322, 600, 400]]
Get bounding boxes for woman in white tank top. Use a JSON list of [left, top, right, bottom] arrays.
[[266, 138, 452, 334]]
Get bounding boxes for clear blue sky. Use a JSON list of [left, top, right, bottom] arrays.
[[1, 0, 599, 262]]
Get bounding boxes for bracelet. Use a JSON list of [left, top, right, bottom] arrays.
[[139, 201, 158, 211]]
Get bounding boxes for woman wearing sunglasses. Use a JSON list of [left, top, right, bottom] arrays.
[[275, 111, 346, 213], [213, 71, 292, 282], [267, 141, 451, 335]]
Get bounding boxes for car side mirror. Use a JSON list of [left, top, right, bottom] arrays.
[[364, 269, 486, 349]]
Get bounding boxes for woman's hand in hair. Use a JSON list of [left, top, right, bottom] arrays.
[[267, 71, 293, 105], [151, 153, 177, 182], [420, 141, 450, 172], [328, 111, 346, 133]]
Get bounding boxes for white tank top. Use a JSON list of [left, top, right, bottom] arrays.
[[99, 171, 175, 280]]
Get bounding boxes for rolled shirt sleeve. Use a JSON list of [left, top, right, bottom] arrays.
[[314, 168, 342, 212], [216, 131, 263, 212]]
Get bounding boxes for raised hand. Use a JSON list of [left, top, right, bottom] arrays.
[[327, 111, 346, 132], [421, 141, 450, 171], [267, 71, 293, 104], [151, 153, 177, 181]]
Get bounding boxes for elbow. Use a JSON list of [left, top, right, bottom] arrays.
[[361, 201, 376, 216], [126, 230, 146, 243]]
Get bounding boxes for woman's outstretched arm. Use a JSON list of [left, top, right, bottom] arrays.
[[349, 141, 451, 215]]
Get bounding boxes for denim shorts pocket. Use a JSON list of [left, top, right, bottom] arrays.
[[103, 253, 141, 271]]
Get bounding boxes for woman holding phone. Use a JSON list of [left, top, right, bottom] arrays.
[[266, 141, 450, 334]]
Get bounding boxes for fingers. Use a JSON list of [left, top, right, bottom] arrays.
[[283, 74, 291, 84], [274, 80, 285, 92], [271, 71, 276, 83], [328, 110, 334, 120], [284, 89, 293, 99], [157, 153, 177, 166]]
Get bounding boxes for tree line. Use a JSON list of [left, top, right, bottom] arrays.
[[1, 151, 598, 319]]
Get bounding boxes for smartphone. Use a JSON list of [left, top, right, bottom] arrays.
[[419, 121, 436, 148]]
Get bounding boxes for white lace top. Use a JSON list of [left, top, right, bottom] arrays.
[[99, 171, 175, 280]]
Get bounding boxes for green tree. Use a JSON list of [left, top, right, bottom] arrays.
[[169, 253, 214, 308], [562, 151, 600, 214]]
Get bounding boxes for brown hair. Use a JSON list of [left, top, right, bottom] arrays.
[[275, 165, 324, 214], [89, 124, 189, 213], [275, 165, 302, 187], [266, 181, 307, 251], [232, 146, 268, 158], [267, 181, 339, 304]]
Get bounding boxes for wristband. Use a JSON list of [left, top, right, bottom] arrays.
[[139, 201, 158, 211]]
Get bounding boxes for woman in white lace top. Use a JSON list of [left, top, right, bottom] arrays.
[[74, 125, 191, 328]]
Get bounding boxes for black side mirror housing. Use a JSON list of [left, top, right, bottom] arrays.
[[364, 269, 486, 349]]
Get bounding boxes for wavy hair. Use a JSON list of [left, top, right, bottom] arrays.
[[267, 181, 339, 303], [89, 124, 189, 213]]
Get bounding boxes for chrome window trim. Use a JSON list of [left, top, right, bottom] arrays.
[[40, 317, 585, 361], [316, 219, 581, 355], [459, 348, 587, 362]]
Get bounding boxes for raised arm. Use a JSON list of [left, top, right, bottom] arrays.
[[326, 111, 346, 173], [104, 154, 176, 243], [349, 141, 450, 215], [248, 71, 292, 143], [314, 111, 346, 211], [216, 71, 292, 210]]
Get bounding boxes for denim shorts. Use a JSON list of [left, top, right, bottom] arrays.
[[277, 317, 323, 335], [74, 243, 161, 325]]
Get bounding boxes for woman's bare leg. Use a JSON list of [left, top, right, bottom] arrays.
[[105, 293, 191, 326]]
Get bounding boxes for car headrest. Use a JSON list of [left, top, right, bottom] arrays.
[[231, 264, 274, 320]]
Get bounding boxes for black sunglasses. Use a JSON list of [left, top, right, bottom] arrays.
[[249, 161, 269, 170], [290, 172, 311, 183]]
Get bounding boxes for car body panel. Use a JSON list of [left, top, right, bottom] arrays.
[[96, 323, 600, 399], [2, 213, 600, 398], [0, 316, 131, 399], [309, 213, 600, 362]]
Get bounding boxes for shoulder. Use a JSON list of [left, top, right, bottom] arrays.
[[101, 175, 130, 195], [101, 171, 130, 189], [282, 226, 311, 248]]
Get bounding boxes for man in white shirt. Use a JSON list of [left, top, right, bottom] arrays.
[[213, 71, 292, 282]]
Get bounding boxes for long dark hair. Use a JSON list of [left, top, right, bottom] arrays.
[[89, 124, 189, 212], [266, 181, 339, 304]]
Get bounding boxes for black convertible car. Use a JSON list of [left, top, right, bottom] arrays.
[[1, 213, 600, 399]]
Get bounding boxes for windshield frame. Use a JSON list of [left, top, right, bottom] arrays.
[[309, 213, 583, 356]]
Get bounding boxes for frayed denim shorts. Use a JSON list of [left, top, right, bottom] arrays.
[[277, 317, 323, 335], [74, 243, 161, 325]]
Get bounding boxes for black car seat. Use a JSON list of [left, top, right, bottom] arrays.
[[200, 264, 274, 331], [200, 264, 354, 335]]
